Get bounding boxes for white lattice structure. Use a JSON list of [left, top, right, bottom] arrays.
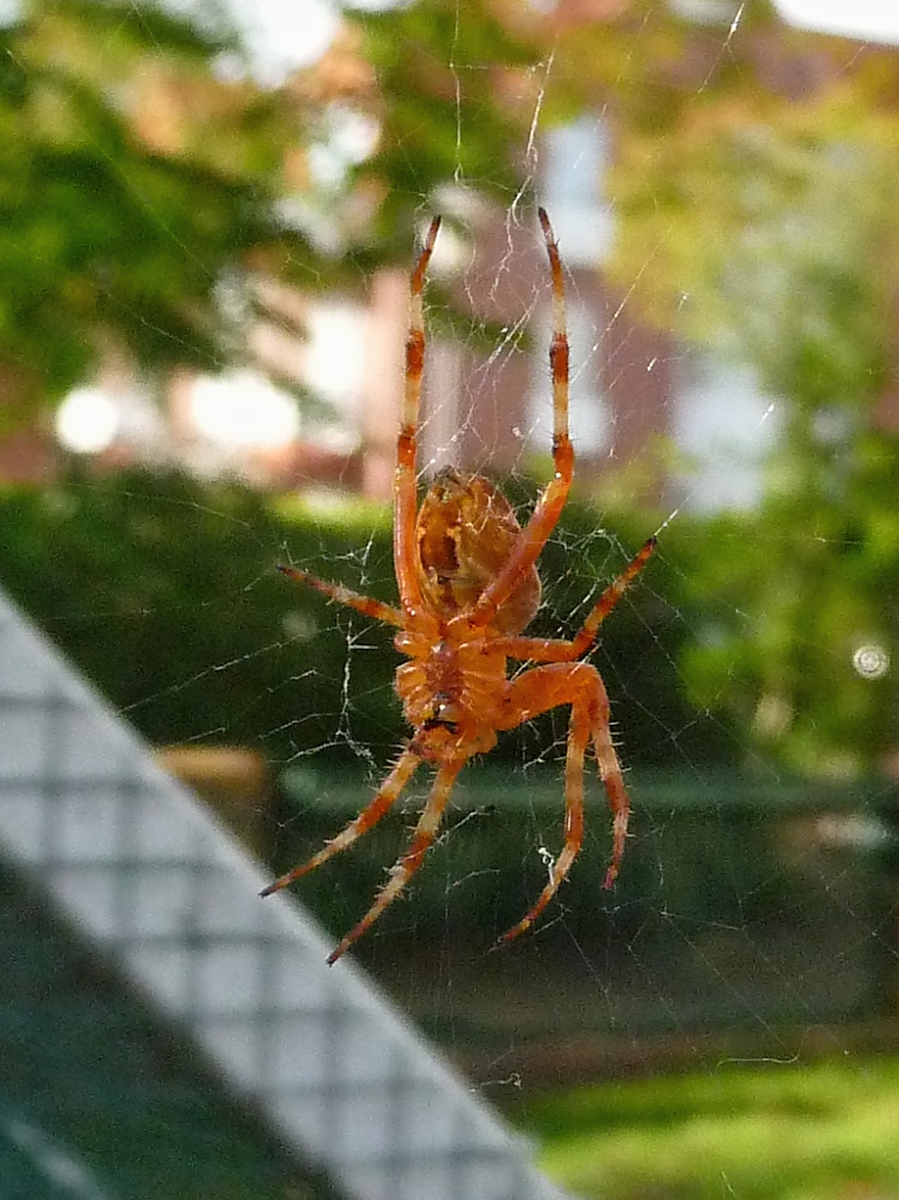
[[0, 588, 569, 1200]]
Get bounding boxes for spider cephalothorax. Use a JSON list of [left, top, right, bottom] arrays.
[[263, 210, 656, 964]]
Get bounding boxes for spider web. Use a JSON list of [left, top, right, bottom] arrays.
[[7, 1, 899, 1197]]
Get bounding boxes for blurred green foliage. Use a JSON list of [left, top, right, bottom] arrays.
[[591, 10, 899, 779], [5, 0, 899, 780], [679, 432, 899, 779], [0, 0, 542, 427], [351, 0, 536, 247], [4, 454, 896, 783], [514, 1056, 899, 1200], [0, 467, 721, 769], [0, 0, 319, 425]]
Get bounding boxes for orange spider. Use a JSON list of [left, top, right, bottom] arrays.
[[262, 209, 656, 964]]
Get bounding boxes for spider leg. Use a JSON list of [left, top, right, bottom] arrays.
[[260, 749, 420, 898], [278, 565, 404, 627], [465, 208, 573, 631], [394, 216, 441, 614], [497, 662, 626, 943], [592, 706, 630, 891], [493, 535, 657, 663], [567, 535, 657, 659], [327, 758, 465, 964]]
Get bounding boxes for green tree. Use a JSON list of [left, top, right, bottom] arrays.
[[587, 2, 899, 776], [0, 0, 544, 431], [1, 0, 316, 426]]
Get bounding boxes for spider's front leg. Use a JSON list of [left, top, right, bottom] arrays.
[[278, 565, 403, 627], [498, 662, 629, 943]]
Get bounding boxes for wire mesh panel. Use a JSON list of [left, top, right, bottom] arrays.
[[0, 588, 568, 1200]]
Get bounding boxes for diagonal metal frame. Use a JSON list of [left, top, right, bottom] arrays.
[[0, 589, 570, 1200]]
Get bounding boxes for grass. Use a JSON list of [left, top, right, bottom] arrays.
[[513, 1055, 899, 1200]]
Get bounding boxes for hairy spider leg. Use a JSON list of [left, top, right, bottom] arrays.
[[259, 749, 420, 898], [277, 565, 404, 627], [394, 215, 442, 615], [495, 534, 658, 664], [273, 224, 446, 644], [567, 535, 657, 657], [464, 208, 573, 632], [497, 662, 625, 944], [326, 758, 465, 964]]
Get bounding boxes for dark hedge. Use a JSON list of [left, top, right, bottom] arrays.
[[0, 467, 733, 771]]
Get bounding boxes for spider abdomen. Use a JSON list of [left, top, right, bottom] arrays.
[[415, 467, 541, 635]]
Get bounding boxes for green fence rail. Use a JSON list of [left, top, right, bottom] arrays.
[[274, 765, 899, 1050]]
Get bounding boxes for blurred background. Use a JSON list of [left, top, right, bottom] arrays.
[[2, 0, 899, 1196]]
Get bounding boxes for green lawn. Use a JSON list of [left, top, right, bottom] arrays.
[[514, 1056, 899, 1200]]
